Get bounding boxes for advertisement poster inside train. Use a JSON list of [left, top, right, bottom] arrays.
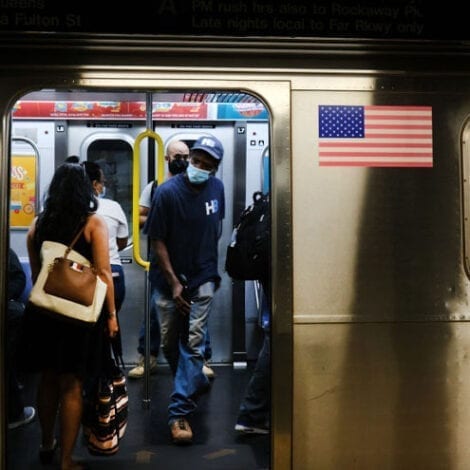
[[10, 156, 36, 228]]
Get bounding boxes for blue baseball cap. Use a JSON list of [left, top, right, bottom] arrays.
[[191, 136, 224, 161]]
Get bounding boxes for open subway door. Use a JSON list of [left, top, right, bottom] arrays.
[[5, 82, 292, 470]]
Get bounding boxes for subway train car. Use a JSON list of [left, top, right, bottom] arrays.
[[9, 90, 270, 368], [3, 30, 470, 470]]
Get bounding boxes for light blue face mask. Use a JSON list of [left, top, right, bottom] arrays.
[[187, 163, 211, 184], [98, 186, 106, 198]]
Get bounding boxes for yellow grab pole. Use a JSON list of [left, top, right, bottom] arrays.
[[132, 128, 165, 408], [132, 129, 165, 269]]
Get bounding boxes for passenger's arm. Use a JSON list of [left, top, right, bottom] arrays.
[[151, 238, 191, 314], [117, 237, 128, 251], [116, 202, 129, 250], [86, 214, 119, 336], [139, 205, 149, 229]]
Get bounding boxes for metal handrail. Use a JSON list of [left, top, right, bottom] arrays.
[[132, 129, 164, 269]]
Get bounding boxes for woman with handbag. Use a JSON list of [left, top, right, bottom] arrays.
[[20, 162, 119, 470], [81, 160, 129, 313]]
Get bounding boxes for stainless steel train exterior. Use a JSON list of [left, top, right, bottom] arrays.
[[2, 33, 470, 469]]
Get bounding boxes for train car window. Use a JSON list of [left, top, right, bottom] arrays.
[[87, 139, 133, 241]]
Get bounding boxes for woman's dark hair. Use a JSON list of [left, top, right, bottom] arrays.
[[36, 163, 98, 243], [64, 155, 80, 164], [81, 161, 102, 184]]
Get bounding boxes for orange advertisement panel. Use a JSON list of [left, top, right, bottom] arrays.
[[12, 101, 208, 120], [10, 155, 36, 228]]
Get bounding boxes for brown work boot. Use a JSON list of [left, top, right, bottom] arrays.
[[170, 417, 193, 444]]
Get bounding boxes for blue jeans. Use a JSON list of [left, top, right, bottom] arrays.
[[237, 280, 271, 427], [237, 329, 270, 427], [137, 286, 211, 360], [137, 288, 161, 357], [156, 281, 215, 422], [203, 328, 212, 361], [111, 264, 125, 313]]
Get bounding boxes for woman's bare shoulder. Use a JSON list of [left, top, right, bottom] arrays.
[[84, 213, 108, 240], [86, 213, 106, 227]]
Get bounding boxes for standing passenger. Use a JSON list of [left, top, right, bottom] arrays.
[[6, 247, 36, 430], [234, 196, 271, 435], [144, 136, 225, 444], [235, 278, 271, 435], [129, 140, 190, 378], [129, 140, 215, 380], [81, 160, 129, 312], [20, 163, 119, 470]]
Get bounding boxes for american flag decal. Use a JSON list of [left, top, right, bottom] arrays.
[[318, 105, 433, 167]]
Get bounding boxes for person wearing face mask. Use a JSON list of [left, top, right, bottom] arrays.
[[129, 140, 189, 378], [129, 140, 215, 380], [81, 160, 129, 313], [143, 136, 225, 444], [137, 140, 190, 228]]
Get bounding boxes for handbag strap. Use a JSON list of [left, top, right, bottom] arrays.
[[64, 222, 87, 258]]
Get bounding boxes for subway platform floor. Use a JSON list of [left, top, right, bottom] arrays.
[[7, 364, 270, 470]]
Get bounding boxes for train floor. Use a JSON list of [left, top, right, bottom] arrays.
[[6, 364, 270, 470]]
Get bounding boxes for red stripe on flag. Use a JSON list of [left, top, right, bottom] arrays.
[[319, 161, 433, 167]]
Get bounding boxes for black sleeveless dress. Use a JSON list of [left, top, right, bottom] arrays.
[[20, 232, 108, 379]]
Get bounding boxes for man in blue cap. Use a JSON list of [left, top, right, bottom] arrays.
[[143, 135, 225, 444]]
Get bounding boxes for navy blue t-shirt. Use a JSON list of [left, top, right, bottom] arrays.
[[143, 173, 225, 293]]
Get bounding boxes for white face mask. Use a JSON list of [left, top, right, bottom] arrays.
[[187, 163, 211, 184], [98, 186, 106, 198]]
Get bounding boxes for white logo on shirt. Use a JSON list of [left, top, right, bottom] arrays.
[[205, 199, 219, 215]]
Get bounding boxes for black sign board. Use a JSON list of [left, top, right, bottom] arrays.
[[0, 1, 465, 40]]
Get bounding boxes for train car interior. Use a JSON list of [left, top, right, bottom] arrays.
[[6, 88, 272, 469]]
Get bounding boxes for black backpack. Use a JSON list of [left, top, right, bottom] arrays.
[[225, 191, 270, 281], [150, 180, 158, 200]]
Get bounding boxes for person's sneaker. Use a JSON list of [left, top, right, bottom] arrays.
[[202, 361, 215, 379], [170, 417, 193, 444], [8, 406, 36, 430], [128, 355, 158, 379], [235, 422, 269, 435]]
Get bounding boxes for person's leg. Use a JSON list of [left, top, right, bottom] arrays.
[[237, 281, 271, 430], [202, 326, 216, 378], [150, 288, 162, 357], [159, 290, 182, 376], [136, 318, 146, 356], [236, 331, 271, 430], [168, 282, 214, 422], [129, 287, 161, 378], [7, 311, 25, 423], [137, 287, 161, 358], [37, 369, 60, 449], [203, 328, 212, 361], [7, 368, 24, 423], [58, 373, 84, 470], [111, 265, 125, 313]]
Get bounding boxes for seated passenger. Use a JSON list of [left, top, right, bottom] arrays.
[[7, 247, 36, 430]]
